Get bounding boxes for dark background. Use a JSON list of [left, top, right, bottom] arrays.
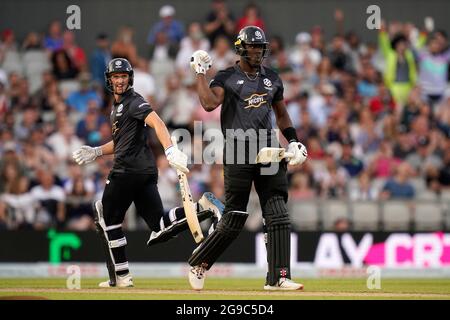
[[1, 0, 449, 56]]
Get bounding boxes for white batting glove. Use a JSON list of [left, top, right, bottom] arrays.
[[165, 145, 189, 173], [287, 141, 308, 166], [72, 145, 102, 165], [190, 50, 212, 75]]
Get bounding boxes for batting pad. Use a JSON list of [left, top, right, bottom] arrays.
[[188, 210, 248, 269]]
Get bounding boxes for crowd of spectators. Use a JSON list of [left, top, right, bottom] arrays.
[[0, 1, 449, 231]]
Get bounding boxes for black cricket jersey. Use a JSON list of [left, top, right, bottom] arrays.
[[209, 63, 284, 143], [110, 88, 157, 174]]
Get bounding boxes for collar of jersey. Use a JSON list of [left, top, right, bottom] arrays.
[[115, 88, 134, 105], [234, 62, 266, 78]]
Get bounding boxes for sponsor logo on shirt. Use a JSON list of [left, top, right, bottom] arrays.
[[244, 93, 268, 109]]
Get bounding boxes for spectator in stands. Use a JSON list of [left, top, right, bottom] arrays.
[[66, 72, 102, 114], [289, 32, 322, 76], [14, 106, 42, 141], [62, 31, 87, 72], [349, 171, 379, 201], [44, 20, 63, 52], [235, 3, 265, 33], [393, 125, 414, 159], [327, 34, 354, 73], [315, 153, 348, 198], [75, 100, 107, 146], [333, 217, 350, 232], [147, 5, 184, 48], [65, 176, 95, 230], [111, 26, 138, 64], [155, 154, 179, 212], [368, 139, 402, 178], [130, 58, 156, 107], [0, 29, 23, 75], [204, 0, 235, 46], [46, 121, 83, 177], [368, 82, 396, 120], [380, 162, 416, 199], [0, 176, 36, 229], [379, 22, 418, 106], [417, 32, 450, 107], [289, 171, 316, 200], [51, 49, 78, 80], [175, 22, 210, 78], [308, 83, 337, 128], [90, 33, 111, 85], [406, 136, 443, 175], [31, 169, 65, 229], [357, 63, 380, 100], [338, 139, 364, 178], [209, 35, 235, 74]]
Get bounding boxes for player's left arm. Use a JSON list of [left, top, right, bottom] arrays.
[[272, 99, 294, 133], [144, 112, 189, 173], [144, 111, 172, 150], [272, 99, 308, 165]]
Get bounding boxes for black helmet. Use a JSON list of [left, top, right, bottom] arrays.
[[234, 26, 269, 65], [104, 58, 134, 93]]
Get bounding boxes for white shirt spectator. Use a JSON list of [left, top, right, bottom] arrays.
[[133, 69, 156, 100]]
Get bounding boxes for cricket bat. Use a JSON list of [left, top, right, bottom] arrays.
[[171, 137, 204, 243], [255, 147, 293, 164]]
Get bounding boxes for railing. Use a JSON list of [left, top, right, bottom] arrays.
[[288, 198, 450, 231]]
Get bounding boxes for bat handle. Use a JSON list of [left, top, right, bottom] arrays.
[[171, 136, 178, 149], [284, 152, 294, 159]]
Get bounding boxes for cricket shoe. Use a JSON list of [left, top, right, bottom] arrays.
[[99, 273, 134, 288], [189, 264, 207, 291], [263, 278, 304, 291], [198, 192, 223, 234], [147, 208, 214, 246]]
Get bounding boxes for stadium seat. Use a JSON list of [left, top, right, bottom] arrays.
[[322, 200, 349, 230], [289, 200, 319, 230], [352, 201, 380, 231], [414, 202, 443, 231], [382, 201, 412, 231]]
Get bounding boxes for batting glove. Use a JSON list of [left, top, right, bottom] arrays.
[[287, 141, 308, 166], [165, 145, 189, 173], [190, 50, 212, 75], [72, 145, 102, 165]]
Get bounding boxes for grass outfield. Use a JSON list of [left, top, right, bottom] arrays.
[[1, 278, 450, 300]]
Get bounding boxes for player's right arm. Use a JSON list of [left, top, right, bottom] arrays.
[[196, 74, 224, 112], [190, 50, 224, 112], [72, 140, 114, 165]]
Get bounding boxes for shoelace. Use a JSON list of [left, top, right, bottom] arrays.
[[193, 266, 205, 279]]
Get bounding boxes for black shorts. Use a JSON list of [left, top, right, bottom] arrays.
[[223, 161, 288, 215], [101, 172, 164, 231]]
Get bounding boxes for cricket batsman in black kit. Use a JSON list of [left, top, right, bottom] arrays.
[[72, 58, 224, 287], [187, 26, 308, 290]]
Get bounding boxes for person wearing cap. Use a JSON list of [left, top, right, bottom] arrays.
[[147, 5, 184, 46], [289, 32, 321, 74]]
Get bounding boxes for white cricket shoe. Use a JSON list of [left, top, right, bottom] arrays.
[[99, 273, 134, 288], [198, 192, 223, 221], [263, 278, 304, 291], [189, 265, 207, 291]]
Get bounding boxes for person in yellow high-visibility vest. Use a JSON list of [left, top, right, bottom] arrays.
[[378, 23, 425, 107]]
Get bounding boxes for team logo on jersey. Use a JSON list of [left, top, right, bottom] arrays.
[[244, 93, 268, 109], [117, 104, 123, 113], [237, 80, 244, 85], [263, 78, 272, 87]]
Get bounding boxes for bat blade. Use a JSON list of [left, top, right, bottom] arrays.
[[171, 136, 204, 243]]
